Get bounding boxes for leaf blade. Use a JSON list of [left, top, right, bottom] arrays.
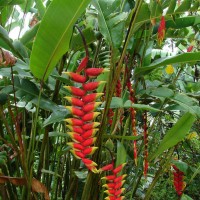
[[30, 0, 91, 80]]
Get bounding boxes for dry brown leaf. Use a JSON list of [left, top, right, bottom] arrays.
[[0, 176, 50, 200], [0, 48, 17, 67]]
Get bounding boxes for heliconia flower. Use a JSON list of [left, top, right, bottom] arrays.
[[63, 72, 87, 83], [82, 93, 104, 103], [65, 118, 84, 126], [85, 68, 109, 78], [82, 137, 97, 147], [165, 65, 174, 74], [76, 56, 89, 73], [82, 122, 100, 130], [187, 45, 193, 52], [67, 132, 84, 143], [82, 129, 99, 139], [82, 81, 106, 91], [82, 158, 98, 167], [82, 102, 102, 112], [66, 106, 84, 117], [67, 142, 84, 151], [70, 149, 85, 159], [64, 86, 86, 96], [114, 175, 127, 183], [157, 16, 166, 45], [116, 80, 122, 97], [101, 175, 116, 181], [113, 163, 126, 174], [66, 125, 83, 134], [172, 164, 185, 196], [82, 147, 98, 155], [99, 163, 114, 172], [82, 112, 101, 121], [64, 97, 84, 107]]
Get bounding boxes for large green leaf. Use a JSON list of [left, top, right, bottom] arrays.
[[116, 141, 127, 167], [170, 93, 200, 117], [175, 0, 192, 13], [13, 77, 60, 112], [92, 0, 128, 48], [135, 52, 200, 76], [30, 0, 91, 80], [149, 112, 196, 161]]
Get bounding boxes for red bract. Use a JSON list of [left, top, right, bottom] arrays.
[[82, 147, 98, 155], [70, 150, 85, 159], [76, 56, 89, 73], [67, 142, 84, 151], [82, 93, 104, 103], [101, 175, 116, 181], [66, 125, 83, 134], [82, 129, 98, 139], [113, 163, 126, 174], [114, 188, 125, 196], [64, 86, 86, 96], [66, 106, 84, 117], [187, 45, 193, 52], [82, 137, 97, 147], [82, 122, 100, 130], [82, 158, 97, 166], [82, 81, 106, 91], [82, 112, 100, 121], [103, 183, 115, 189], [64, 72, 87, 83], [65, 118, 84, 126], [114, 175, 127, 183], [67, 132, 84, 143], [82, 102, 102, 112], [85, 68, 109, 77], [64, 97, 84, 107], [100, 163, 114, 172], [157, 16, 166, 45]]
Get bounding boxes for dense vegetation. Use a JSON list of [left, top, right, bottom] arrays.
[[0, 0, 200, 199]]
